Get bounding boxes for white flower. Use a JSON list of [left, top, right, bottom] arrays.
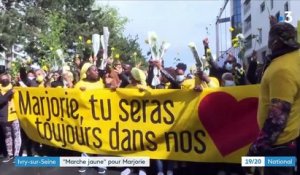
[[236, 33, 245, 41], [162, 41, 171, 50], [188, 42, 196, 48], [26, 56, 31, 63], [148, 31, 157, 44]]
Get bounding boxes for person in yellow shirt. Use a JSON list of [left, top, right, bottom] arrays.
[[0, 73, 22, 163], [74, 63, 106, 174], [153, 61, 219, 90], [75, 63, 104, 90], [247, 22, 300, 175], [35, 69, 46, 87], [126, 67, 150, 91]]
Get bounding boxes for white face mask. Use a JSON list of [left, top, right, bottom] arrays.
[[224, 80, 236, 86], [225, 62, 233, 71], [176, 75, 185, 82], [28, 76, 35, 80], [203, 68, 210, 76]]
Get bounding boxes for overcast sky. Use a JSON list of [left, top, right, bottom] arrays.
[[97, 0, 228, 68]]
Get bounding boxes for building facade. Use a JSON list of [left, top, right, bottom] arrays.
[[230, 0, 242, 38], [242, 0, 300, 63]]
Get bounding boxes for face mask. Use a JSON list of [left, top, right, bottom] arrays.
[[36, 75, 44, 83], [63, 80, 69, 85], [28, 76, 35, 80], [203, 68, 210, 76], [0, 79, 10, 87], [225, 62, 233, 71], [224, 80, 235, 86], [176, 75, 185, 82]]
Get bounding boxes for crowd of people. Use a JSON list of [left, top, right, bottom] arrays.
[[0, 17, 300, 175]]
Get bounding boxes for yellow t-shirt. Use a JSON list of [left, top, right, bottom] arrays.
[[258, 50, 300, 145], [181, 76, 220, 90], [74, 79, 104, 90], [126, 84, 151, 90], [0, 84, 17, 122]]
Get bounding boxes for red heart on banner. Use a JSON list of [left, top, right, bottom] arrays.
[[198, 92, 259, 157]]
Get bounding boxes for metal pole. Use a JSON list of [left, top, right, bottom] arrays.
[[215, 0, 229, 60], [216, 21, 219, 59]]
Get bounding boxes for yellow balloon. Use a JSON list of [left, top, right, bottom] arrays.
[[86, 39, 92, 44], [207, 48, 211, 54], [232, 37, 238, 43]]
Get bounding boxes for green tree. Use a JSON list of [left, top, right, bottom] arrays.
[[0, 0, 146, 71]]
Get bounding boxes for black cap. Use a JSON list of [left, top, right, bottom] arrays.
[[176, 63, 187, 72]]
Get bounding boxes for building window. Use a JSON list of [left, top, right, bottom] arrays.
[[258, 28, 262, 44], [276, 11, 280, 22], [244, 15, 251, 32], [284, 2, 289, 11], [245, 35, 252, 50], [244, 0, 251, 5], [270, 0, 274, 9], [243, 0, 251, 14], [260, 2, 265, 13]]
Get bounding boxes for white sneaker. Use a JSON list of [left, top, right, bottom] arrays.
[[121, 168, 131, 175], [22, 153, 27, 156], [2, 156, 13, 163], [78, 168, 87, 173], [157, 172, 164, 175], [139, 169, 147, 175], [98, 167, 106, 174]]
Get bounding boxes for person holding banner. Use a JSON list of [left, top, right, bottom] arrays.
[[151, 61, 187, 90], [119, 63, 132, 88], [203, 39, 246, 86], [76, 62, 104, 90], [0, 73, 22, 163], [126, 67, 149, 91], [104, 60, 122, 89], [247, 22, 300, 175], [75, 63, 106, 174], [153, 61, 217, 91]]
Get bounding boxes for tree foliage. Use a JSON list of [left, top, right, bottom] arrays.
[[0, 0, 146, 70]]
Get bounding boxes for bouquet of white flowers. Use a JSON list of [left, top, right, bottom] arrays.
[[100, 27, 110, 70], [188, 42, 203, 71], [92, 33, 101, 65], [145, 32, 170, 86]]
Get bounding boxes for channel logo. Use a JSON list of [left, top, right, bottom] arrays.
[[278, 11, 293, 23]]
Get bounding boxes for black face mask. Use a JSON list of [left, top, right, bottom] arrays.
[[0, 79, 10, 87]]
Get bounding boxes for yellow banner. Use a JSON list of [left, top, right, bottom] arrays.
[[14, 85, 260, 163]]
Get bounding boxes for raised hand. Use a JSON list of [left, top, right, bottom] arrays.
[[203, 38, 209, 47], [269, 15, 278, 26]]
